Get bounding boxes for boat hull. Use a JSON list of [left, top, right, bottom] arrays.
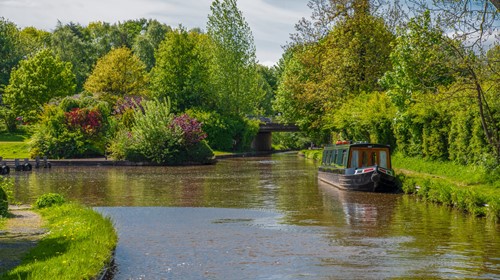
[[318, 168, 398, 193]]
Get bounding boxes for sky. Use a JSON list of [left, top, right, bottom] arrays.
[[0, 0, 310, 66]]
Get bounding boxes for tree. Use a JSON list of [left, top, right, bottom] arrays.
[[132, 20, 171, 71], [84, 47, 149, 102], [19, 27, 51, 57], [381, 12, 500, 162], [51, 22, 95, 92], [274, 1, 394, 143], [3, 49, 76, 121], [150, 27, 212, 112], [207, 0, 263, 116], [0, 18, 22, 94]]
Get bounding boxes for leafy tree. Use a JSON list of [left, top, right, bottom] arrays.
[[132, 20, 171, 70], [84, 47, 149, 103], [256, 64, 278, 116], [150, 27, 213, 112], [381, 11, 500, 162], [51, 22, 95, 92], [274, 2, 393, 143], [3, 49, 76, 121], [0, 18, 22, 94], [207, 0, 263, 116], [19, 27, 51, 57]]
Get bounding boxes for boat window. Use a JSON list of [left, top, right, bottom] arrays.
[[361, 151, 368, 167], [342, 149, 348, 166], [328, 150, 334, 165], [380, 151, 387, 168], [371, 152, 378, 166], [350, 150, 359, 168], [336, 149, 343, 165]]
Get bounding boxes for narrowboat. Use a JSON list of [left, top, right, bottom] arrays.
[[318, 141, 398, 192]]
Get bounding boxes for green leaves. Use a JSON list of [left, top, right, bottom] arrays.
[[84, 47, 149, 101], [207, 0, 262, 116], [4, 49, 76, 122], [150, 28, 212, 112]]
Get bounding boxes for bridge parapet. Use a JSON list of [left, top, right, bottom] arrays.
[[258, 123, 299, 133]]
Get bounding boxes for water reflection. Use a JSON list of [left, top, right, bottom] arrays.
[[7, 153, 500, 279]]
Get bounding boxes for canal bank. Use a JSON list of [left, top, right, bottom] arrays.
[[300, 149, 500, 221]]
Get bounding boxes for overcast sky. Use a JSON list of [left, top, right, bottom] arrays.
[[0, 0, 310, 66]]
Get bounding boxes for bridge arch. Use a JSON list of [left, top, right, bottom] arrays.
[[251, 123, 299, 151]]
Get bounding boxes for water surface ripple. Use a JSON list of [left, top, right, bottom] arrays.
[[8, 154, 500, 279]]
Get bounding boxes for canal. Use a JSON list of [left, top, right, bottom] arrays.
[[9, 153, 500, 279]]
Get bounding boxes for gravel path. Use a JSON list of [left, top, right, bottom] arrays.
[[0, 206, 46, 274]]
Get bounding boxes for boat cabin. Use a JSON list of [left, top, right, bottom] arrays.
[[321, 142, 392, 174]]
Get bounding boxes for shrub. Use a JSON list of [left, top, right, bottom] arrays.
[[35, 193, 66, 209], [30, 96, 111, 158], [186, 109, 259, 151], [0, 177, 13, 217], [108, 99, 214, 164]]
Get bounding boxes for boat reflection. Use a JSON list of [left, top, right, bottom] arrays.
[[318, 180, 399, 228]]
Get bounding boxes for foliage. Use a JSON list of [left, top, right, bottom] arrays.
[[274, 11, 393, 144], [272, 132, 312, 150], [0, 176, 13, 217], [84, 47, 149, 103], [0, 107, 17, 132], [1, 202, 117, 279], [207, 0, 264, 116], [150, 27, 213, 112], [30, 96, 110, 158], [331, 92, 396, 146], [380, 11, 460, 111], [108, 99, 214, 164], [34, 193, 66, 209], [0, 18, 22, 91], [3, 49, 76, 122], [132, 19, 171, 71], [186, 109, 259, 151]]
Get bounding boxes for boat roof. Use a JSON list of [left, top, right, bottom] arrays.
[[325, 143, 390, 149]]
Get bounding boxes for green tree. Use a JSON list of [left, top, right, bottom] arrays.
[[132, 20, 171, 71], [51, 22, 95, 92], [84, 47, 149, 102], [207, 0, 263, 115], [150, 27, 212, 112], [381, 12, 500, 162], [3, 49, 76, 121], [19, 27, 51, 58], [274, 2, 393, 143], [0, 18, 22, 94]]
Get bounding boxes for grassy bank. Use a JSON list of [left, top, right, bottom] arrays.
[[0, 129, 31, 159], [301, 149, 500, 221], [1, 203, 117, 280]]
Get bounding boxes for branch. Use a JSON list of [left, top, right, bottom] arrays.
[[490, 0, 500, 10]]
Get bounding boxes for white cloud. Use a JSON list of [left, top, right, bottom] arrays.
[[0, 0, 309, 65]]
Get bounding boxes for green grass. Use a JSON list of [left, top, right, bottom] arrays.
[[0, 128, 32, 159], [391, 153, 500, 221], [300, 149, 322, 161], [1, 203, 117, 280], [0, 142, 30, 159]]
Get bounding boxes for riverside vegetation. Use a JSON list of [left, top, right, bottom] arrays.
[[301, 150, 500, 222], [0, 190, 117, 280]]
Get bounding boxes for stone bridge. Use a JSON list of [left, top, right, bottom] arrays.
[[251, 122, 299, 151]]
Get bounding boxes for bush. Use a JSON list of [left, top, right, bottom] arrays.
[[0, 177, 13, 217], [30, 96, 111, 159], [186, 109, 259, 151], [35, 193, 66, 209], [108, 99, 213, 164]]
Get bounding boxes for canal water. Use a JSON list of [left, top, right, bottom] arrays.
[[9, 153, 500, 279]]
